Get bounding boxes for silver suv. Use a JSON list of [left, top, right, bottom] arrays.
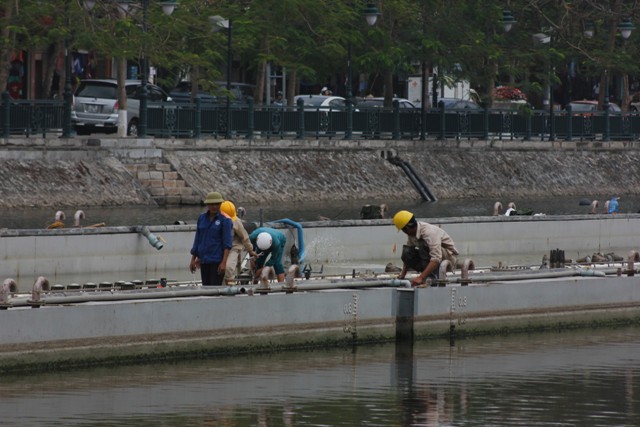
[[71, 79, 172, 136]]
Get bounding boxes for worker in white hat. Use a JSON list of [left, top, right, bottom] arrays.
[[249, 227, 287, 283]]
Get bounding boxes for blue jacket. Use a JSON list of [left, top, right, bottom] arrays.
[[191, 211, 232, 264]]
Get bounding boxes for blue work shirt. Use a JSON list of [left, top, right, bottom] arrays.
[[249, 227, 287, 274], [608, 197, 619, 214], [191, 211, 233, 264]]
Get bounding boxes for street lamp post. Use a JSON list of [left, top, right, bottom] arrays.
[[62, 0, 72, 138], [345, 3, 380, 139], [346, 4, 380, 98], [209, 15, 232, 139], [226, 19, 232, 139], [139, 0, 150, 137], [139, 0, 177, 137], [532, 32, 554, 140], [583, 17, 634, 142]]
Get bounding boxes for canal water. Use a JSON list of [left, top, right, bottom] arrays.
[[2, 326, 639, 426], [3, 194, 639, 229]]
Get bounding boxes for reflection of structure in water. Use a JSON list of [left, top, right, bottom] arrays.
[[360, 204, 388, 219]]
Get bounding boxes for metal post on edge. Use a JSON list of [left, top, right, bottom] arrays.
[[603, 69, 610, 142], [296, 98, 304, 139], [247, 97, 254, 139], [2, 91, 9, 138], [226, 18, 232, 139], [483, 102, 489, 140], [139, 0, 149, 138], [345, 40, 353, 140], [549, 68, 555, 142], [194, 95, 201, 138], [565, 104, 572, 141], [420, 62, 426, 140], [392, 99, 400, 140], [345, 98, 352, 140], [62, 0, 72, 138], [438, 100, 445, 140]]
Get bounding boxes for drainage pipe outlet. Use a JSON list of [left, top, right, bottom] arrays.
[[137, 226, 164, 250]]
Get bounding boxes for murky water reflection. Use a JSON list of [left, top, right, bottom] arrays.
[[2, 326, 639, 426], [4, 194, 639, 229]]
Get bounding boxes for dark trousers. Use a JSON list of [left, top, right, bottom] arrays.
[[401, 245, 437, 279], [201, 262, 224, 286]]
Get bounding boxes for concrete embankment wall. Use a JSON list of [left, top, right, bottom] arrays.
[[1, 136, 640, 208]]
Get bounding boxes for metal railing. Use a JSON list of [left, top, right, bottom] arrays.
[[2, 93, 640, 141], [2, 92, 66, 137]]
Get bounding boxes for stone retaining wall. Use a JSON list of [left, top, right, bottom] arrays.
[[0, 136, 639, 208]]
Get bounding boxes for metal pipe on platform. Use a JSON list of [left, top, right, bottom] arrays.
[[628, 250, 640, 276], [137, 226, 164, 250], [0, 278, 17, 304], [438, 260, 454, 280], [2, 278, 411, 307], [8, 285, 247, 307], [29, 277, 50, 303], [460, 259, 476, 286], [264, 278, 411, 292], [451, 267, 605, 284]]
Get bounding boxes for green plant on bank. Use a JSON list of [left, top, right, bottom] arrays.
[[518, 103, 533, 118]]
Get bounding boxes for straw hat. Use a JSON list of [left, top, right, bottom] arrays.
[[204, 192, 224, 204]]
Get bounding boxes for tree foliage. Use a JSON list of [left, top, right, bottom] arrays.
[[1, 0, 639, 107]]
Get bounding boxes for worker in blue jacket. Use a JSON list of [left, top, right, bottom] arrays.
[[249, 227, 287, 283], [190, 191, 232, 286]]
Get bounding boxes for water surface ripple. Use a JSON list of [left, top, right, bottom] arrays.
[[2, 327, 640, 426]]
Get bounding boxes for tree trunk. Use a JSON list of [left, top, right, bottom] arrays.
[[486, 62, 498, 108], [598, 0, 623, 109], [0, 1, 16, 92], [44, 43, 60, 99], [255, 60, 266, 106], [422, 63, 430, 109], [117, 57, 127, 136], [622, 74, 630, 112]]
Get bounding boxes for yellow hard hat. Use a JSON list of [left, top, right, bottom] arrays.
[[220, 200, 237, 221], [393, 210, 414, 230]]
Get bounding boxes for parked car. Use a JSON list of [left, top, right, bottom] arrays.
[[355, 97, 417, 109], [628, 93, 640, 112], [213, 81, 256, 104], [169, 81, 217, 104], [438, 98, 483, 110], [293, 94, 348, 110], [72, 79, 173, 136], [565, 100, 622, 115], [170, 81, 255, 105]]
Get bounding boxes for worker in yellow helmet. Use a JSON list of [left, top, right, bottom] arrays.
[[220, 200, 258, 285], [392, 210, 459, 287]]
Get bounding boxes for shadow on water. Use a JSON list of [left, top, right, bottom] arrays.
[[3, 194, 639, 229]]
